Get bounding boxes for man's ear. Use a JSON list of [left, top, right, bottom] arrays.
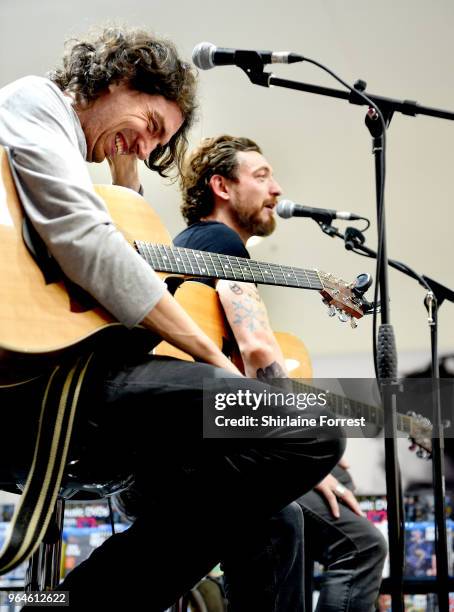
[[209, 174, 230, 201]]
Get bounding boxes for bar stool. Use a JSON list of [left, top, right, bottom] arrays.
[[0, 458, 133, 592]]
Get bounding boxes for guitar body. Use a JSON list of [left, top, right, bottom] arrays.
[[0, 147, 178, 365], [154, 281, 313, 378]]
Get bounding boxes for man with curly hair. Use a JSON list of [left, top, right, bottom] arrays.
[[0, 28, 343, 609], [175, 135, 387, 611]]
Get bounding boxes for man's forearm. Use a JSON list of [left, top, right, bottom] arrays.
[[142, 290, 241, 375], [217, 280, 289, 378]]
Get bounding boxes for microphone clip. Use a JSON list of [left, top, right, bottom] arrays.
[[239, 61, 273, 88], [317, 219, 337, 236], [344, 226, 366, 251], [232, 51, 273, 88], [235, 50, 266, 69]]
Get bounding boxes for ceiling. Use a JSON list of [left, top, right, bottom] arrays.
[[2, 0, 453, 371]]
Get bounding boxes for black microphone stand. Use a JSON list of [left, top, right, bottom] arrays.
[[316, 220, 454, 609], [363, 105, 407, 612], [231, 52, 454, 610]]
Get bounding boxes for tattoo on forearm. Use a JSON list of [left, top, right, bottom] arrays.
[[256, 362, 287, 381], [232, 297, 267, 332], [229, 282, 244, 295], [229, 282, 262, 302]]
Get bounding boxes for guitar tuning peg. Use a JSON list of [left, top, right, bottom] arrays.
[[416, 449, 430, 460], [350, 316, 358, 329], [353, 273, 373, 297], [338, 311, 349, 323], [327, 305, 336, 317]]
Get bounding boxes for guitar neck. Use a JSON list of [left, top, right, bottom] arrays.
[[135, 241, 323, 291], [291, 379, 415, 436]]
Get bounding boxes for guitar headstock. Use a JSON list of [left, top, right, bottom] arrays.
[[317, 271, 368, 328], [407, 411, 433, 458]]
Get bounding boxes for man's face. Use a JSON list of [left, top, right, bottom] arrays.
[[76, 82, 184, 163], [227, 151, 282, 237]]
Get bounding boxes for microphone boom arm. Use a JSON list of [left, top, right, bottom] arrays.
[[238, 66, 454, 121]]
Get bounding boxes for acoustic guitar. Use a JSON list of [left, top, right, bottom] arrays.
[[0, 145, 366, 368]]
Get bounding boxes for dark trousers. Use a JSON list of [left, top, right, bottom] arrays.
[[221, 467, 387, 612], [298, 465, 387, 612], [3, 354, 343, 611], [221, 502, 305, 612]]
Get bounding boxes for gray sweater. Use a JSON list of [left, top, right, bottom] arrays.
[[0, 76, 166, 328]]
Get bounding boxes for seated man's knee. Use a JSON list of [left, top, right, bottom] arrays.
[[330, 434, 346, 464], [313, 432, 346, 472], [272, 502, 303, 544], [368, 522, 388, 563], [355, 517, 388, 569]]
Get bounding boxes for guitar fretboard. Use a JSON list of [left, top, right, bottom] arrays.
[[135, 241, 323, 290], [292, 380, 416, 436]]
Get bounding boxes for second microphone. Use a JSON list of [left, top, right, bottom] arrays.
[[276, 199, 363, 222]]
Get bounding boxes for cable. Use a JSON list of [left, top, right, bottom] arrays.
[[297, 56, 387, 379]]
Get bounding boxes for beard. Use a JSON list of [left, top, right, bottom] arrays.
[[233, 205, 276, 237]]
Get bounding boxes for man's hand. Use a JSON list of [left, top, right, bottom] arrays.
[[107, 153, 141, 193], [142, 291, 242, 376], [314, 473, 365, 519]]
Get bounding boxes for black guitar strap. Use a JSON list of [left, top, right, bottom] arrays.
[[0, 352, 93, 575]]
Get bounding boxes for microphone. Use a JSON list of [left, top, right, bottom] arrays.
[[192, 42, 304, 70], [276, 199, 363, 221]]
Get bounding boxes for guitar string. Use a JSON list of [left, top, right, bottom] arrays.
[[136, 240, 324, 290]]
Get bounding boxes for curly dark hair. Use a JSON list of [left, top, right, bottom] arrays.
[[49, 26, 197, 176], [180, 135, 261, 225]]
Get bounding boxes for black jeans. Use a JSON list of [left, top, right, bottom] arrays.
[[5, 354, 343, 610], [221, 502, 305, 612], [221, 466, 387, 612], [298, 465, 387, 612]]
